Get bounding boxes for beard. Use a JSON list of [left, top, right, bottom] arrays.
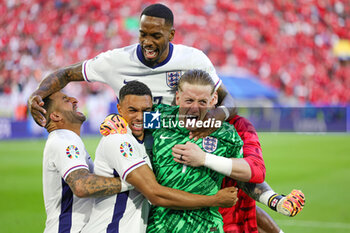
[[62, 110, 86, 124]]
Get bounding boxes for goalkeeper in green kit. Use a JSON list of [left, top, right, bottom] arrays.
[[146, 70, 251, 233]]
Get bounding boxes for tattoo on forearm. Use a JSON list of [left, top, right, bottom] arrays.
[[66, 169, 121, 198], [236, 181, 272, 201], [37, 63, 84, 97], [65, 63, 85, 82]]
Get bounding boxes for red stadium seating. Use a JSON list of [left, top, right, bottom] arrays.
[[1, 0, 349, 112]]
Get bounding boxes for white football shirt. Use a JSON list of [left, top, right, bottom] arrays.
[[81, 131, 152, 233], [43, 129, 94, 233], [82, 43, 222, 105]]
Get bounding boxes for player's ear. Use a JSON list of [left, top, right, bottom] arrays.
[[175, 91, 180, 105], [117, 103, 122, 114], [169, 28, 175, 42], [211, 91, 218, 106], [50, 111, 62, 122]]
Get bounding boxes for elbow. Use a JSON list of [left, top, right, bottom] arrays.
[[242, 173, 252, 183], [147, 194, 164, 207], [259, 171, 266, 183], [246, 171, 252, 182], [148, 196, 163, 206], [244, 158, 266, 183], [248, 168, 266, 184], [145, 187, 167, 207], [72, 184, 89, 198], [229, 171, 251, 182]]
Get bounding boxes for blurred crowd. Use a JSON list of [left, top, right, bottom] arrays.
[[1, 0, 350, 121]]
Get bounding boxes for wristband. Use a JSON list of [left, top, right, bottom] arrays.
[[259, 191, 286, 213], [204, 153, 232, 177], [267, 194, 285, 211], [258, 190, 276, 206], [218, 106, 230, 120]]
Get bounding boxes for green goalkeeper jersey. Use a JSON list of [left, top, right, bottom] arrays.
[[146, 104, 243, 233]]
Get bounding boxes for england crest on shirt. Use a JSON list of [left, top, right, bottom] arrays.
[[166, 71, 182, 88], [202, 136, 218, 153]]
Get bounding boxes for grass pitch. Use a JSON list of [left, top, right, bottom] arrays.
[[0, 133, 349, 233]]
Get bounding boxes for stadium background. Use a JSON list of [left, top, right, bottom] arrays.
[[0, 0, 349, 232]]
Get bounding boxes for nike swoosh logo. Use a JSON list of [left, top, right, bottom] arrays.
[[123, 79, 136, 84], [160, 135, 173, 140]]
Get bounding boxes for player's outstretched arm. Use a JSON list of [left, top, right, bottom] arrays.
[[65, 168, 127, 198], [172, 141, 251, 182], [126, 164, 238, 210], [236, 181, 305, 217], [28, 62, 84, 127]]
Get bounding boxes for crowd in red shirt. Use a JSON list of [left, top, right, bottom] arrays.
[[1, 0, 349, 113]]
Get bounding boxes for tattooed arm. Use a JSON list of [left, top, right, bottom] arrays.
[[28, 62, 84, 127], [65, 168, 122, 198], [236, 181, 284, 233], [236, 180, 271, 201], [237, 181, 305, 217]]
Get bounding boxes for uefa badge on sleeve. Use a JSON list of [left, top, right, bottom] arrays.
[[120, 142, 133, 158], [66, 145, 80, 159], [144, 110, 161, 129]]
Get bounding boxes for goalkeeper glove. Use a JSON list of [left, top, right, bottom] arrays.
[[260, 189, 305, 217], [100, 113, 128, 136]]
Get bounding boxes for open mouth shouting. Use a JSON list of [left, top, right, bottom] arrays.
[[143, 48, 158, 60]]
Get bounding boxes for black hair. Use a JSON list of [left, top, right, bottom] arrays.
[[140, 3, 174, 27], [119, 81, 153, 102]]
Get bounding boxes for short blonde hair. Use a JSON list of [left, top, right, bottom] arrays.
[[178, 69, 215, 94]]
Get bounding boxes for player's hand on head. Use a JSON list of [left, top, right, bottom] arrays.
[[215, 187, 238, 208], [172, 141, 205, 167], [100, 114, 128, 136], [28, 95, 47, 127], [278, 190, 305, 217]]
